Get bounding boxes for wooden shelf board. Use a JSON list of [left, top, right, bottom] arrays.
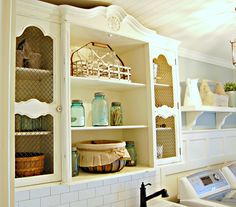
[[70, 76, 145, 91], [15, 131, 52, 136], [71, 165, 154, 183], [71, 125, 148, 131], [181, 105, 236, 113]]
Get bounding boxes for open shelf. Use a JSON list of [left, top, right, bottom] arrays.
[[70, 76, 146, 91], [71, 165, 154, 183], [71, 125, 148, 131]]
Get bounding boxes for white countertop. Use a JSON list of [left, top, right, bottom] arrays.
[[148, 198, 187, 207]]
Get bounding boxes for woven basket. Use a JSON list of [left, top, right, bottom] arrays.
[[15, 152, 45, 177], [76, 140, 130, 173]]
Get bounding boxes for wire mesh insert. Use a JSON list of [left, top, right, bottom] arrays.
[[15, 115, 54, 177], [15, 26, 53, 103]]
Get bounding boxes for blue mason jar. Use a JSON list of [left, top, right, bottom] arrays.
[[71, 147, 79, 176], [92, 92, 108, 126], [71, 100, 85, 127]]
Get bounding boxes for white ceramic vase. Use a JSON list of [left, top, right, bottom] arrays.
[[226, 91, 236, 107]]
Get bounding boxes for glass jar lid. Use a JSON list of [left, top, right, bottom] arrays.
[[111, 102, 121, 106], [72, 99, 83, 104], [72, 147, 77, 151], [95, 92, 105, 97]]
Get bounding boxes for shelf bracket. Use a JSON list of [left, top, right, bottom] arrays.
[[185, 111, 203, 130], [216, 112, 232, 129]]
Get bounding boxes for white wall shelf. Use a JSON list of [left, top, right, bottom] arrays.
[[156, 127, 172, 131], [181, 105, 236, 130]]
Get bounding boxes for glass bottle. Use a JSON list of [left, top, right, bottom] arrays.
[[71, 147, 79, 176], [125, 141, 137, 166], [71, 100, 85, 127], [110, 102, 123, 126], [92, 92, 108, 126]]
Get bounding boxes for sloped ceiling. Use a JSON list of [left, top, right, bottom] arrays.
[[40, 0, 236, 67]]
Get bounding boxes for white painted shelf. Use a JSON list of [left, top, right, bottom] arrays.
[[15, 131, 52, 136], [70, 76, 146, 91], [71, 125, 148, 131], [71, 165, 154, 183], [181, 105, 236, 130]]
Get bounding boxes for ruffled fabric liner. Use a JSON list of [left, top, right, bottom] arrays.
[[78, 147, 130, 167]]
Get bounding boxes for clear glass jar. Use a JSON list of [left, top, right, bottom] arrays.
[[110, 102, 123, 126], [92, 92, 108, 126], [125, 141, 137, 166], [72, 147, 79, 176], [71, 100, 85, 127]]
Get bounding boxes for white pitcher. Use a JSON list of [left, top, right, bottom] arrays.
[[184, 78, 202, 106]]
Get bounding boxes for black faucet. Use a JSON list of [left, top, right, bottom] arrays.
[[140, 182, 169, 207]]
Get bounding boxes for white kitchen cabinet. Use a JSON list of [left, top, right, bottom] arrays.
[[14, 0, 182, 186], [14, 1, 61, 187]]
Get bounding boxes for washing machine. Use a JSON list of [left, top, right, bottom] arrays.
[[222, 163, 236, 189], [179, 169, 236, 206]]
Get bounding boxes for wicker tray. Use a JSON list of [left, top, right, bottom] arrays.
[[15, 152, 45, 177], [71, 42, 131, 82]]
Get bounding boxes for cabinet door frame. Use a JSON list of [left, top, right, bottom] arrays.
[[149, 46, 182, 165], [15, 16, 62, 187]]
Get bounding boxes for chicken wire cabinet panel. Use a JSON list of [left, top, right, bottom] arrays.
[[152, 51, 182, 165], [14, 13, 61, 187]]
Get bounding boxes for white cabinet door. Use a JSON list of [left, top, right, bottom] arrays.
[[151, 48, 182, 165], [15, 15, 61, 187]]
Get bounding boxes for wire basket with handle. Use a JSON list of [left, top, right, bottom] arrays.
[[71, 42, 131, 82]]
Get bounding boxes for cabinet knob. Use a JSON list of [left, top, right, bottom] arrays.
[[56, 106, 62, 112]]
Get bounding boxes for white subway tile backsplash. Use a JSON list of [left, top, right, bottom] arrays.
[[125, 180, 138, 190], [56, 204, 69, 207], [61, 192, 78, 204], [111, 200, 125, 207], [118, 189, 138, 201], [19, 199, 40, 207], [40, 195, 60, 207], [30, 187, 50, 199], [87, 196, 103, 207], [111, 183, 125, 193], [15, 171, 159, 207], [103, 193, 118, 204], [88, 180, 103, 188], [70, 183, 87, 192], [15, 190, 30, 201], [118, 175, 131, 183], [103, 178, 118, 185], [51, 185, 69, 195], [70, 200, 87, 207], [96, 185, 110, 196], [126, 197, 139, 207], [78, 188, 95, 200]]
